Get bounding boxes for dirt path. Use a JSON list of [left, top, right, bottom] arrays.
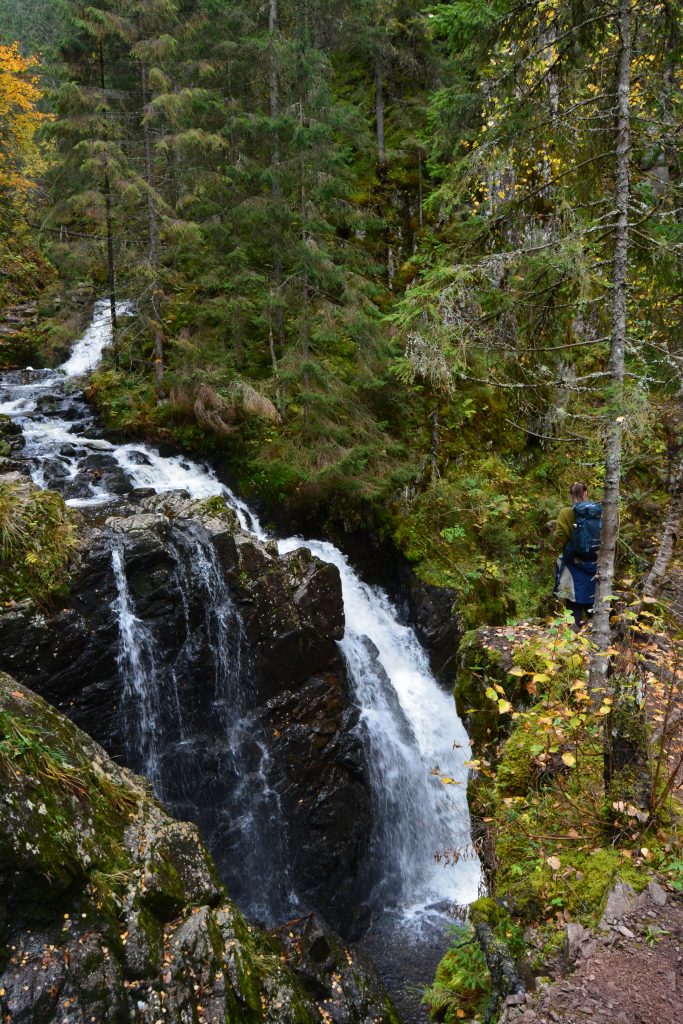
[[502, 882, 683, 1024]]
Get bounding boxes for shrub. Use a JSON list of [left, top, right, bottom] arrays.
[[0, 480, 77, 602]]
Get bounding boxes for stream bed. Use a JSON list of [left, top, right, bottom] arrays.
[[0, 302, 481, 1019]]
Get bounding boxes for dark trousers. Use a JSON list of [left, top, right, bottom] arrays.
[[566, 600, 591, 628]]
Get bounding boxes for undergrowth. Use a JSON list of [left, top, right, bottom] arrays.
[[0, 479, 77, 602], [426, 608, 683, 1023], [423, 927, 491, 1022]]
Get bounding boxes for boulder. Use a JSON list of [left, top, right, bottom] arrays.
[[272, 912, 401, 1024], [402, 574, 461, 680], [0, 673, 398, 1024]]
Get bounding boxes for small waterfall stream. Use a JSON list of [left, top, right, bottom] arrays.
[[0, 302, 480, 944]]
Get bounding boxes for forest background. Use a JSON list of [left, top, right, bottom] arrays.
[[3, 4, 683, 1021], [1, 0, 682, 626]]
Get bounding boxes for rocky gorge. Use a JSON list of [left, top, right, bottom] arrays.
[[0, 487, 370, 935], [0, 305, 479, 1022], [0, 672, 399, 1024]]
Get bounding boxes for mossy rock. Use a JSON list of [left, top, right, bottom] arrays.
[[469, 896, 503, 927], [494, 701, 565, 798], [0, 673, 399, 1023], [0, 476, 78, 603], [454, 628, 515, 749]]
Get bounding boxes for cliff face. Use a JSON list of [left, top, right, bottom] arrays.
[[0, 489, 371, 936], [0, 672, 398, 1024]]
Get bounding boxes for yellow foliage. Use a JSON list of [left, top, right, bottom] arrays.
[[0, 43, 50, 200]]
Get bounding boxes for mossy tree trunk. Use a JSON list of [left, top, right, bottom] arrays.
[[589, 0, 632, 698], [642, 452, 683, 598]]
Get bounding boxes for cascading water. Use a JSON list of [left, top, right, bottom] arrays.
[[111, 538, 166, 781], [0, 302, 480, 941], [279, 537, 479, 919], [110, 513, 299, 921]]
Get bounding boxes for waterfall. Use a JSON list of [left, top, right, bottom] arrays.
[[278, 537, 479, 919], [0, 302, 480, 931], [60, 298, 136, 376], [109, 517, 297, 921], [111, 539, 166, 782]]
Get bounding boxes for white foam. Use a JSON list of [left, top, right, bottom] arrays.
[[60, 299, 135, 376]]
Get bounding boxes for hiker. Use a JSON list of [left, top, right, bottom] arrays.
[[554, 482, 602, 630]]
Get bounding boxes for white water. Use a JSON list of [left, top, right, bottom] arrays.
[[111, 540, 165, 780], [279, 537, 480, 918], [60, 299, 136, 376], [0, 303, 480, 924]]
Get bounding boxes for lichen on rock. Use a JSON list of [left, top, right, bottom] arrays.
[[0, 671, 398, 1024]]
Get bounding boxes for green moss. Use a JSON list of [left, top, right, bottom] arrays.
[[453, 631, 513, 750], [495, 702, 559, 798], [512, 642, 551, 675], [0, 479, 77, 602], [194, 494, 240, 531], [0, 686, 138, 922], [468, 897, 501, 927], [423, 925, 491, 1023]]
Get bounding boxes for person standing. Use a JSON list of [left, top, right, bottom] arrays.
[[554, 482, 602, 630]]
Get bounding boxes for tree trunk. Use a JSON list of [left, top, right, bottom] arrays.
[[430, 408, 438, 485], [99, 45, 118, 365], [474, 921, 525, 1024], [141, 61, 164, 401], [269, 0, 285, 408], [104, 179, 118, 365], [589, 0, 631, 696], [374, 60, 386, 167], [642, 453, 683, 597], [299, 134, 310, 432]]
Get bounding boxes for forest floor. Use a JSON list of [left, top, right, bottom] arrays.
[[446, 611, 683, 1024], [502, 881, 683, 1024]]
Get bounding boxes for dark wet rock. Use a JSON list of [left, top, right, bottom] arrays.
[[272, 913, 401, 1023], [229, 544, 346, 704], [402, 575, 462, 681], [0, 413, 24, 458], [41, 456, 73, 481], [36, 395, 83, 421], [0, 673, 398, 1024], [123, 448, 152, 466], [0, 455, 29, 475], [59, 443, 81, 458], [251, 666, 370, 933], [0, 494, 370, 937]]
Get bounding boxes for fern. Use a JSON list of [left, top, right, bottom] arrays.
[[422, 926, 491, 1022]]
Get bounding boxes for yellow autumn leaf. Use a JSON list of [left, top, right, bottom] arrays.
[[497, 699, 512, 714], [561, 751, 576, 767]]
